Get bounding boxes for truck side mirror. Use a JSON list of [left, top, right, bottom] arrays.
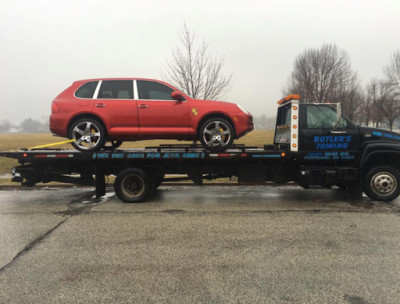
[[334, 103, 345, 129]]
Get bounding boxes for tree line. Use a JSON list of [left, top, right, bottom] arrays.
[[0, 117, 49, 133], [284, 44, 400, 130], [164, 25, 400, 130]]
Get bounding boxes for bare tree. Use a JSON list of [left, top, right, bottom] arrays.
[[335, 73, 363, 123], [253, 114, 277, 129], [283, 44, 363, 120], [364, 79, 382, 127], [385, 50, 400, 92], [0, 120, 12, 133], [376, 50, 400, 130], [19, 118, 45, 133], [284, 44, 356, 103], [163, 24, 232, 100], [375, 81, 400, 130]]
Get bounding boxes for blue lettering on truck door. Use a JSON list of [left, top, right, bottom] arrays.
[[314, 135, 352, 150]]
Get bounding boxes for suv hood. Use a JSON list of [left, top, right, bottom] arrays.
[[200, 99, 236, 106]]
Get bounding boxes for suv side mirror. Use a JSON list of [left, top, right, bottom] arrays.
[[171, 91, 185, 102]]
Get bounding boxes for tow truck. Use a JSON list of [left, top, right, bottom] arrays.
[[2, 94, 400, 203]]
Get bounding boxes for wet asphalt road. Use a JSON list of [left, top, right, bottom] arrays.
[[0, 185, 400, 304]]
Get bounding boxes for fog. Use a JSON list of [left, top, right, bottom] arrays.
[[0, 0, 399, 124]]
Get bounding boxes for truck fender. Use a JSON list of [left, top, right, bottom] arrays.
[[360, 142, 400, 167]]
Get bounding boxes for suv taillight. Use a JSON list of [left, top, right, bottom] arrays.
[[51, 102, 59, 113]]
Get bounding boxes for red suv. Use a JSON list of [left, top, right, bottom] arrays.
[[50, 78, 253, 151]]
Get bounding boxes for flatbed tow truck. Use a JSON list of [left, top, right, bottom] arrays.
[[2, 94, 400, 203]]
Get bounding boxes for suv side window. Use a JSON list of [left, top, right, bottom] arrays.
[[98, 80, 133, 99], [137, 81, 174, 100], [75, 81, 99, 99], [306, 105, 347, 129]]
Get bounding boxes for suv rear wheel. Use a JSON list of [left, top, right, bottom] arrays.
[[69, 118, 106, 152], [103, 140, 123, 150]]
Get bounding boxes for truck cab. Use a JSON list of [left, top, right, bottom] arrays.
[[274, 94, 400, 201], [275, 95, 360, 165]]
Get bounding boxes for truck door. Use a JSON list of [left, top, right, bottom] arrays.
[[298, 104, 361, 165]]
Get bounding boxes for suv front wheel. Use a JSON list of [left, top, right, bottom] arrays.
[[199, 117, 234, 150]]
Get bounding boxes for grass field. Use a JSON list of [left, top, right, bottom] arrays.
[[0, 130, 274, 177]]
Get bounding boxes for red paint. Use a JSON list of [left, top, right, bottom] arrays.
[[217, 154, 232, 157], [50, 78, 253, 142], [34, 155, 48, 158]]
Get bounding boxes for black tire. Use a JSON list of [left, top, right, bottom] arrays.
[[69, 118, 106, 152], [22, 180, 37, 187], [199, 117, 235, 150], [154, 174, 164, 189], [149, 175, 163, 196], [114, 168, 150, 203], [103, 140, 123, 150], [347, 181, 363, 199], [363, 166, 400, 202]]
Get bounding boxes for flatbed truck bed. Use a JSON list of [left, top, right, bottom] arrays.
[[0, 144, 293, 202], [3, 95, 400, 202]]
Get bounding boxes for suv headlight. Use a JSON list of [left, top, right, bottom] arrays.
[[237, 104, 250, 115]]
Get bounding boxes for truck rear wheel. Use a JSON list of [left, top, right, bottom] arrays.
[[114, 168, 151, 203], [363, 166, 400, 202]]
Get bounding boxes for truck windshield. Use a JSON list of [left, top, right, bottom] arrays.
[[306, 105, 347, 129]]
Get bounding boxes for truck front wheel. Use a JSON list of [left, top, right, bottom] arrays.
[[363, 166, 400, 202], [114, 168, 151, 203]]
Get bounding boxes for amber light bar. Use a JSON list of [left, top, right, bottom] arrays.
[[277, 94, 301, 105]]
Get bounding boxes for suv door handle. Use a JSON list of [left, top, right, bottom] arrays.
[[95, 103, 106, 108], [138, 104, 148, 109], [330, 130, 347, 134]]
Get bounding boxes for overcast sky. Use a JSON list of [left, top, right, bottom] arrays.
[[0, 0, 399, 124]]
